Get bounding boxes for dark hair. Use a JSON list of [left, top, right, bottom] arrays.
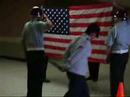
[[113, 9, 128, 21], [119, 10, 128, 21], [85, 23, 100, 38], [30, 6, 42, 17]]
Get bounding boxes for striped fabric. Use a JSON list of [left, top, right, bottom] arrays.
[[44, 3, 113, 63]]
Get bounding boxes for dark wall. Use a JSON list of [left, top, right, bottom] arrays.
[[44, 0, 100, 7], [0, 0, 45, 37]]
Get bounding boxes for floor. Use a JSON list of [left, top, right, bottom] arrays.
[[0, 58, 130, 97]]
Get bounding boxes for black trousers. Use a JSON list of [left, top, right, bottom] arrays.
[[88, 62, 100, 81], [26, 51, 46, 97], [43, 55, 48, 80], [64, 72, 90, 97], [110, 53, 129, 97]]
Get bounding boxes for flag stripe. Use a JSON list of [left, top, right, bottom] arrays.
[[45, 37, 106, 45], [44, 45, 66, 51], [70, 12, 112, 19], [69, 6, 112, 15], [44, 37, 71, 43], [89, 58, 106, 63], [70, 17, 112, 23], [69, 3, 112, 10], [70, 22, 112, 27], [45, 44, 107, 53], [45, 41, 106, 51]]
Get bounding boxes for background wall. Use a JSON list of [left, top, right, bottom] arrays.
[[0, 0, 45, 59], [0, 0, 130, 59]]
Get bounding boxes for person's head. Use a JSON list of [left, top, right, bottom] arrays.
[[113, 9, 128, 23], [85, 23, 100, 39], [113, 10, 120, 23], [118, 10, 128, 21], [30, 6, 43, 19]]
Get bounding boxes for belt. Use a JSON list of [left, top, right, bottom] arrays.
[[112, 49, 128, 54], [27, 47, 44, 51]]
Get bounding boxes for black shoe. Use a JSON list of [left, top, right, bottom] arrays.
[[43, 79, 51, 83]]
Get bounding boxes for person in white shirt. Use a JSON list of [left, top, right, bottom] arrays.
[[106, 9, 130, 97], [22, 6, 53, 97], [64, 23, 100, 97]]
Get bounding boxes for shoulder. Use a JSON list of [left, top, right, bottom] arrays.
[[24, 21, 30, 26], [37, 21, 47, 24]]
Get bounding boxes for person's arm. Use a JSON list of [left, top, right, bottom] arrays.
[[43, 14, 53, 28], [105, 26, 115, 63], [68, 40, 91, 64], [106, 46, 112, 63]]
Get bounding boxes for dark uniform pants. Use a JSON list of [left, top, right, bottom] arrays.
[[26, 50, 45, 97], [88, 62, 100, 81], [64, 72, 90, 97], [110, 52, 129, 97]]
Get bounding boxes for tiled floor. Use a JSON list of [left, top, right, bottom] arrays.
[[0, 58, 130, 97]]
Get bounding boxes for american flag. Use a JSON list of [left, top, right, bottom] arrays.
[[42, 3, 113, 63]]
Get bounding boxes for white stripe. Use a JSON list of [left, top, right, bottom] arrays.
[[70, 17, 112, 23], [92, 45, 107, 50], [91, 54, 106, 59], [70, 7, 112, 15]]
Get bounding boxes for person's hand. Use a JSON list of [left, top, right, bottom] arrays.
[[106, 55, 110, 64], [41, 14, 46, 21], [43, 14, 48, 19], [43, 14, 53, 28]]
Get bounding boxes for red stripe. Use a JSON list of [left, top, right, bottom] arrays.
[[99, 31, 108, 36], [92, 49, 106, 54], [45, 45, 66, 51], [46, 53, 64, 59], [70, 12, 112, 19], [97, 22, 112, 27], [44, 37, 71, 43], [69, 3, 112, 10], [88, 58, 106, 63], [92, 40, 105, 45], [70, 22, 112, 27], [70, 32, 82, 35]]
